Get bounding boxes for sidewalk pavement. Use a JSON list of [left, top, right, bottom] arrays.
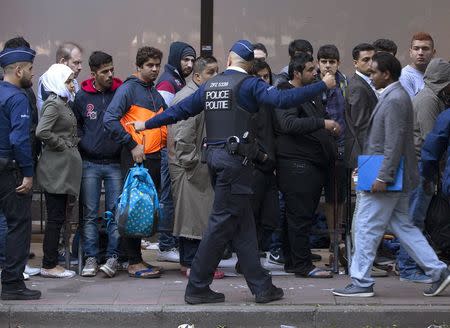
[[1, 244, 449, 328]]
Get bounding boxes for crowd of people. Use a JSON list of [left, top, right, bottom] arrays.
[[0, 31, 449, 303]]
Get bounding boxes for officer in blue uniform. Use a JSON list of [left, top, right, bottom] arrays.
[[0, 40, 41, 300], [130, 40, 336, 304]]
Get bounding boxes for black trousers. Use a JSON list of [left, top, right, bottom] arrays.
[[0, 167, 31, 291], [277, 158, 326, 275], [179, 237, 201, 268], [120, 148, 161, 265], [43, 193, 68, 269], [187, 147, 272, 295], [251, 169, 279, 250]]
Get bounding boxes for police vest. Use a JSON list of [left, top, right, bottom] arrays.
[[203, 71, 252, 142]]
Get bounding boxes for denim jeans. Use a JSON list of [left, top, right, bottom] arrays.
[[81, 161, 122, 260], [351, 192, 446, 288], [397, 176, 434, 277], [158, 148, 178, 251], [0, 210, 7, 268]]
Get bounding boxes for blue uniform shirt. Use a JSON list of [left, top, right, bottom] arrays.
[[145, 67, 327, 130], [0, 81, 33, 176]]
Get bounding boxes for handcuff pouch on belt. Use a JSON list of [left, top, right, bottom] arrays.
[[0, 158, 17, 173], [225, 135, 268, 165]]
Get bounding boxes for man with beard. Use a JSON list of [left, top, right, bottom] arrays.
[[0, 37, 41, 300], [73, 51, 123, 278], [37, 42, 83, 113], [155, 42, 196, 263]]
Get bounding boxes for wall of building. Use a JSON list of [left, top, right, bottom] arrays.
[[0, 0, 448, 90]]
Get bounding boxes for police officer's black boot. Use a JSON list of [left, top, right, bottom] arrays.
[[255, 284, 284, 303], [184, 287, 225, 304], [1, 287, 41, 300]]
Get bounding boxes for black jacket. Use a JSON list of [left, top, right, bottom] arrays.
[[73, 77, 123, 161], [274, 82, 336, 168]]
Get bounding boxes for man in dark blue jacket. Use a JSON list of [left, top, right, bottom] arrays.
[[421, 107, 450, 196], [0, 38, 41, 300], [73, 51, 123, 278], [131, 40, 336, 304]]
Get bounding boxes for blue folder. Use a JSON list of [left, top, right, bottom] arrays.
[[357, 155, 404, 191]]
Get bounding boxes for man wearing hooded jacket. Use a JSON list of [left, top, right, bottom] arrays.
[[104, 46, 166, 279], [73, 51, 123, 278], [155, 42, 196, 262], [397, 58, 450, 283]]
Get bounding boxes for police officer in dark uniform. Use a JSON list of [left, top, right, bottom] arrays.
[[0, 38, 41, 300], [129, 40, 336, 304]]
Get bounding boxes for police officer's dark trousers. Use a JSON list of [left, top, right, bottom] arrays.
[[0, 165, 31, 292], [186, 147, 272, 295]]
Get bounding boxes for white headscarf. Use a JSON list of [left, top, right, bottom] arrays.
[[41, 63, 75, 101]]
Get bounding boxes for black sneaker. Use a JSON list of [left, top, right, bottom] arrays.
[[268, 249, 285, 265], [185, 288, 225, 304], [332, 283, 374, 297], [1, 288, 41, 300], [423, 269, 450, 297], [255, 285, 284, 303]]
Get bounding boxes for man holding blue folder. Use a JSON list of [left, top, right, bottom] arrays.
[[333, 53, 450, 297]]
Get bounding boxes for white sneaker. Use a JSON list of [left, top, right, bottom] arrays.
[[157, 248, 180, 262], [25, 265, 41, 276], [41, 266, 76, 278], [81, 257, 98, 277]]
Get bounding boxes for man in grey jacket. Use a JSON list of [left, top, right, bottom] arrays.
[[333, 53, 450, 298], [397, 58, 450, 283]]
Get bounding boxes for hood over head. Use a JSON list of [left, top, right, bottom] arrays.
[[423, 58, 450, 95], [167, 41, 196, 77]]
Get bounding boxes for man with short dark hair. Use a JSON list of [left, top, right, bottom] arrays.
[[37, 42, 83, 112], [317, 44, 348, 247], [373, 39, 398, 56], [274, 39, 313, 87], [274, 53, 340, 278], [253, 43, 268, 61], [333, 53, 450, 298], [73, 51, 123, 278], [0, 37, 41, 300], [104, 46, 166, 279], [399, 32, 436, 99], [345, 43, 378, 170]]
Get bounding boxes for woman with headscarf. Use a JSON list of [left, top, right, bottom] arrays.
[[36, 63, 82, 278]]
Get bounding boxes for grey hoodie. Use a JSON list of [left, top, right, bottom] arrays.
[[413, 58, 450, 158]]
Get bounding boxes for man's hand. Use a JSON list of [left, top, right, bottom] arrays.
[[131, 144, 145, 163], [324, 119, 341, 136], [126, 121, 146, 132], [16, 176, 33, 194], [371, 180, 387, 193], [322, 72, 336, 89]]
